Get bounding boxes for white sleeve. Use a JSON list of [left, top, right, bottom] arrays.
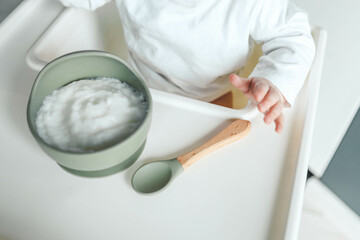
[[249, 0, 315, 105], [57, 0, 112, 11]]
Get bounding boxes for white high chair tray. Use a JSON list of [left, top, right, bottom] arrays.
[[0, 0, 326, 239]]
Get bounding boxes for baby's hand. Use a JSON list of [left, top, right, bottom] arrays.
[[229, 74, 289, 133]]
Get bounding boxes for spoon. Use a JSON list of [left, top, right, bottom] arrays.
[[131, 119, 251, 194]]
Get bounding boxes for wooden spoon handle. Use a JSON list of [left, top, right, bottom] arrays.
[[177, 119, 251, 169]]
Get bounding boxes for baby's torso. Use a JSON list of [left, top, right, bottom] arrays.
[[116, 0, 254, 100]]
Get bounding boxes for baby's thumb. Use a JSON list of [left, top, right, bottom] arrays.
[[229, 74, 251, 92]]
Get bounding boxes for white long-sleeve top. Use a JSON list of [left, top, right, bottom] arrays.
[[58, 0, 315, 105]]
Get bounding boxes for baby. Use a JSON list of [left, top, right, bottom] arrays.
[[58, 0, 315, 133]]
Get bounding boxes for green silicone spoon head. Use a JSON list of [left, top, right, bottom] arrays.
[[131, 158, 183, 194]]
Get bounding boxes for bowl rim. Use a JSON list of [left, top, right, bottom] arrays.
[[26, 50, 153, 155]]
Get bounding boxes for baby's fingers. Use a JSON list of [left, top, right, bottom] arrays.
[[264, 101, 283, 124], [229, 74, 251, 93], [258, 88, 279, 113], [252, 80, 269, 103], [274, 114, 285, 133]]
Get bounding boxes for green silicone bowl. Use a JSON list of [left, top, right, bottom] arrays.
[[27, 51, 152, 177]]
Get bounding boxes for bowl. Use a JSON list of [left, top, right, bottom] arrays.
[[27, 51, 152, 177]]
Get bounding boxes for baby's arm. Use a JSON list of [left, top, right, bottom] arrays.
[[249, 0, 315, 105], [235, 0, 315, 133]]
